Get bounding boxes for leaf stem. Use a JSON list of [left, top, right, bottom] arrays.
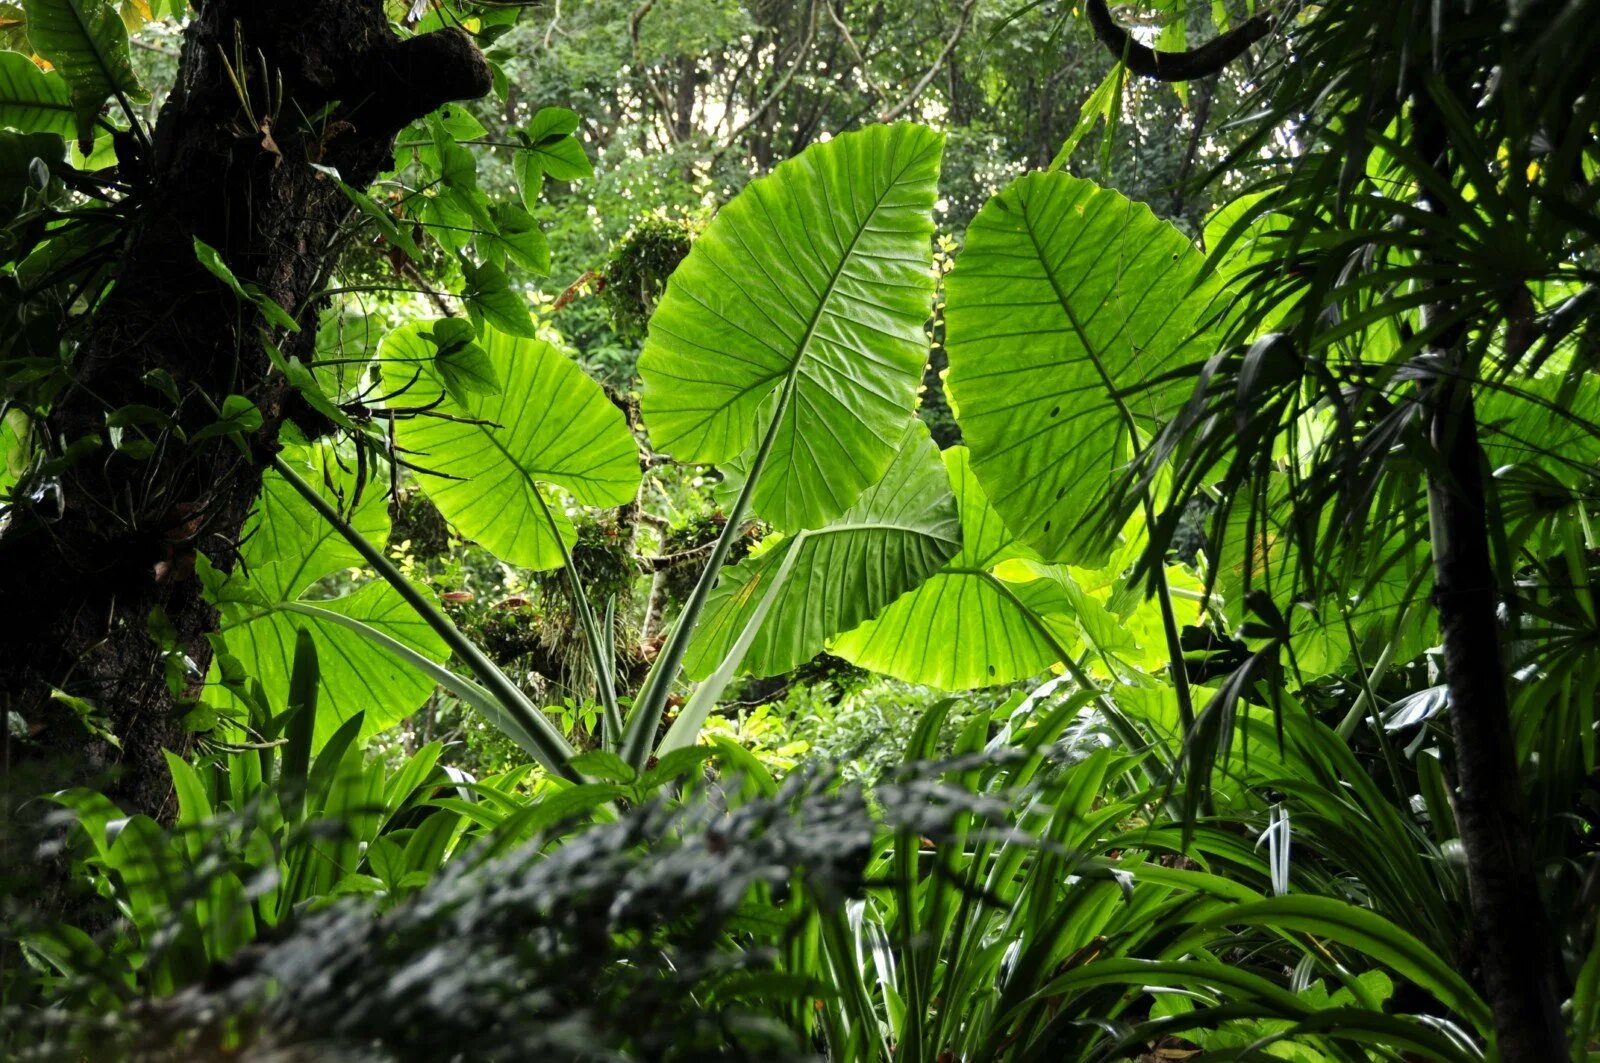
[[618, 379, 797, 769], [270, 454, 579, 779], [529, 487, 624, 747]]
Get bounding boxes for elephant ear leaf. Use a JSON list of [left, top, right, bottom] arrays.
[[0, 51, 75, 138], [638, 122, 943, 532], [945, 172, 1219, 566], [22, 0, 148, 151], [683, 419, 961, 682], [830, 446, 1074, 689], [203, 444, 449, 748], [383, 321, 641, 572]]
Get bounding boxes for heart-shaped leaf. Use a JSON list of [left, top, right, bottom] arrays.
[[945, 172, 1220, 565], [384, 321, 641, 571], [638, 122, 943, 532]]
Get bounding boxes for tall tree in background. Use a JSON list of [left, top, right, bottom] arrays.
[[0, 1, 490, 815]]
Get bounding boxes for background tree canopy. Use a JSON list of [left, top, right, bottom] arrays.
[[2, 2, 1597, 1062]]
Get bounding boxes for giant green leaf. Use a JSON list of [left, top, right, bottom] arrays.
[[638, 122, 943, 532], [683, 420, 960, 681], [384, 321, 641, 571], [0, 50, 74, 137], [945, 172, 1220, 566], [23, 0, 147, 150], [206, 445, 450, 747], [830, 446, 1072, 688]]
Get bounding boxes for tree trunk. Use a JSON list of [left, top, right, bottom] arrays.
[[1407, 65, 1566, 1059], [0, 0, 490, 819], [1425, 374, 1567, 1061]]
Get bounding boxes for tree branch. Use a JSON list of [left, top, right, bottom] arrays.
[[877, 0, 978, 123], [1085, 0, 1271, 83], [710, 0, 819, 167]]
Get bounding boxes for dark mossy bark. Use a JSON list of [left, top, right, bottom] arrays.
[[0, 0, 490, 819]]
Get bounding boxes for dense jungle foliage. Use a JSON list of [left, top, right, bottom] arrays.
[[2, 1, 1599, 1060]]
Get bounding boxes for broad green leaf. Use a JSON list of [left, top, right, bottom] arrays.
[[486, 202, 550, 275], [0, 50, 74, 136], [189, 393, 262, 443], [423, 317, 498, 403], [205, 444, 450, 746], [428, 114, 494, 229], [945, 172, 1219, 566], [384, 321, 641, 571], [0, 408, 29, 498], [434, 102, 487, 141], [22, 0, 147, 150], [461, 257, 536, 338], [638, 122, 943, 532], [831, 446, 1069, 688], [243, 445, 384, 601], [514, 106, 591, 205], [684, 420, 960, 680]]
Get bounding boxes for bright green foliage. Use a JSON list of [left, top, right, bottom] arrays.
[[514, 106, 594, 205], [830, 446, 1064, 688], [638, 123, 943, 532], [945, 172, 1218, 566], [10, 2, 1600, 1057], [21, 0, 146, 149], [204, 444, 450, 746], [683, 419, 960, 681], [384, 321, 641, 571], [0, 49, 73, 136], [34, 638, 481, 999]]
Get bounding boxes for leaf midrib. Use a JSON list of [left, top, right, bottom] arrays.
[[1018, 188, 1142, 439], [681, 136, 935, 439]]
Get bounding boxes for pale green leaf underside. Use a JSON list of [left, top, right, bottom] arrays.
[[684, 420, 960, 680], [0, 51, 75, 137], [386, 322, 641, 571], [243, 445, 389, 601], [212, 446, 449, 747], [946, 172, 1217, 566], [639, 122, 943, 532], [830, 446, 1068, 689]]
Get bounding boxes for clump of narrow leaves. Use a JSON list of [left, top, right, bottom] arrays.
[[23, 763, 962, 1062]]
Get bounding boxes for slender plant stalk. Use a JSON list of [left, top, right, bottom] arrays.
[[1334, 603, 1416, 740], [657, 535, 805, 753], [618, 374, 799, 769], [989, 576, 1173, 785], [529, 488, 624, 748], [271, 455, 580, 780], [278, 601, 559, 770]]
